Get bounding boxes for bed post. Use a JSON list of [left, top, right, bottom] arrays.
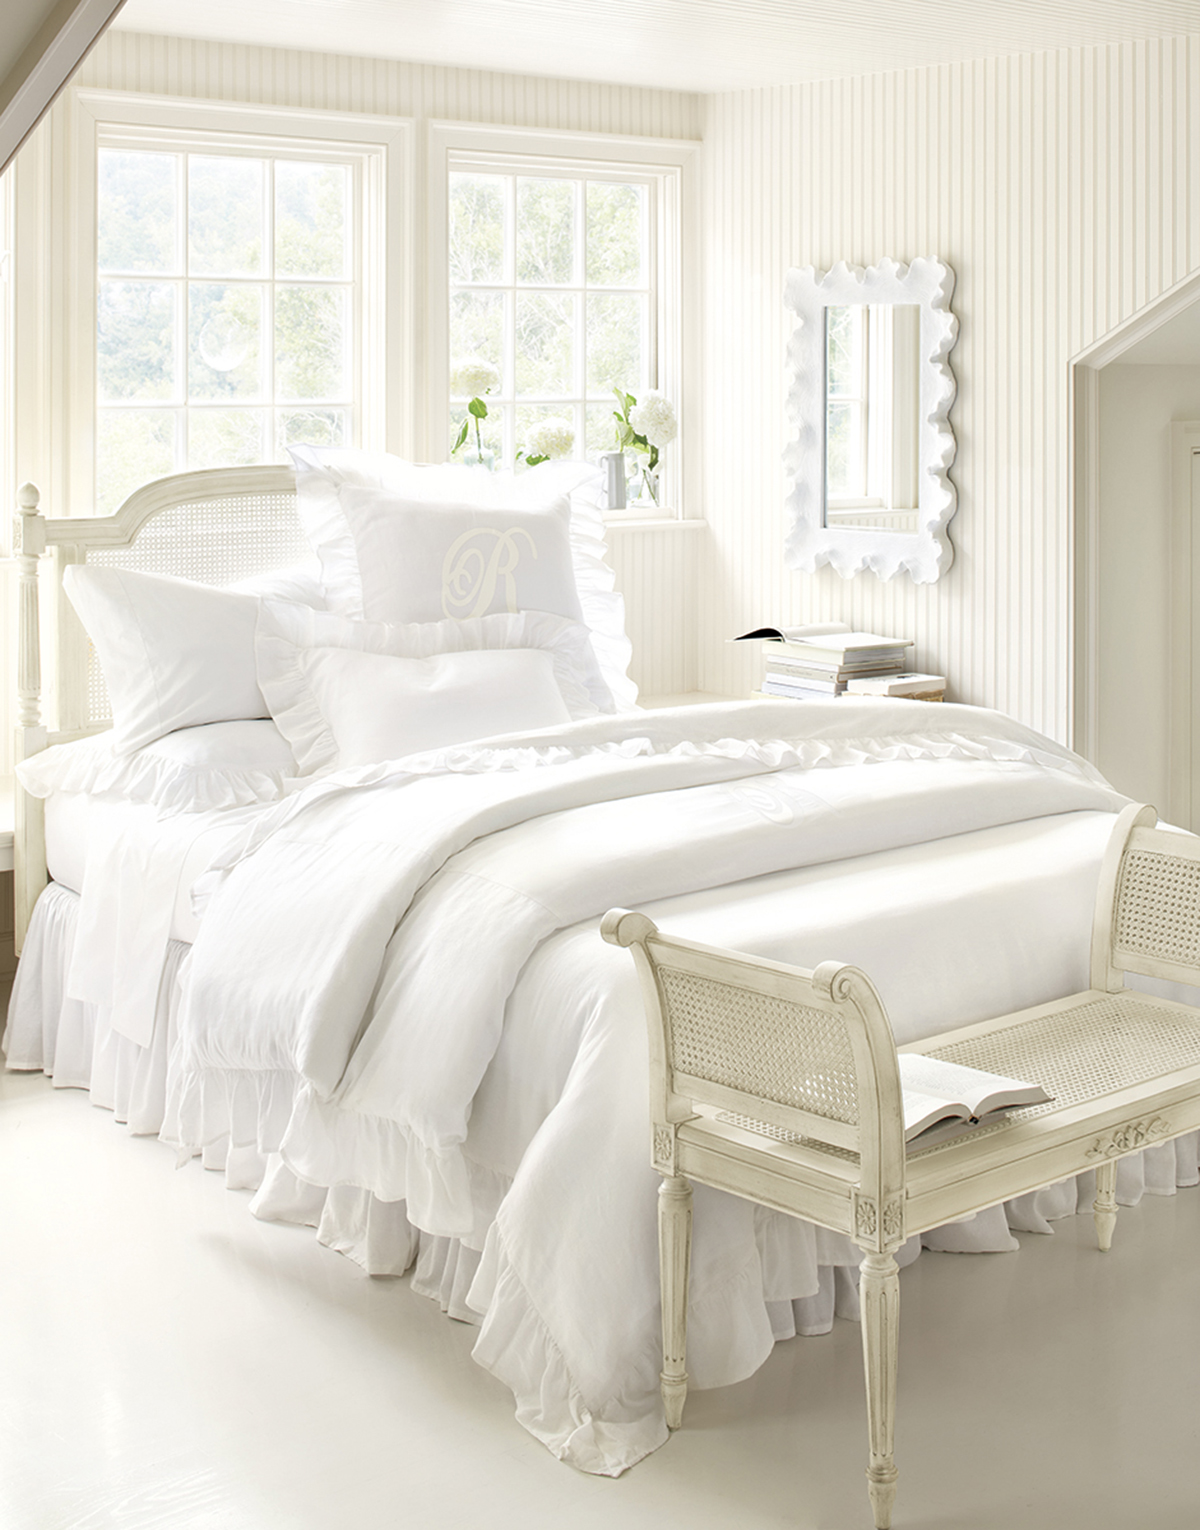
[[14, 483, 47, 956]]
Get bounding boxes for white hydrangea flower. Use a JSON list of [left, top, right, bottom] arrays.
[[628, 390, 677, 447], [523, 416, 575, 460], [450, 356, 500, 398]]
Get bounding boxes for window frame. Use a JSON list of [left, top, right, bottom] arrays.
[[25, 89, 412, 516], [428, 121, 696, 519]]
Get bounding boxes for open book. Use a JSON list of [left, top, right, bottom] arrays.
[[734, 622, 853, 643], [898, 1053, 1052, 1145]]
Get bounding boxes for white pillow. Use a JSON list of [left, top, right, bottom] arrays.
[[16, 720, 297, 815], [229, 560, 327, 607], [334, 484, 583, 628], [288, 446, 637, 711], [64, 565, 268, 755], [256, 601, 599, 774]]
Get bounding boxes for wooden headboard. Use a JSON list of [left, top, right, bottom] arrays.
[[14, 464, 304, 950]]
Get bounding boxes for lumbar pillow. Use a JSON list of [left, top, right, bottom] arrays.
[[63, 565, 268, 754], [255, 600, 600, 774]]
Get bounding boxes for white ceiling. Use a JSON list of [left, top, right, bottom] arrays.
[[111, 0, 1200, 94]]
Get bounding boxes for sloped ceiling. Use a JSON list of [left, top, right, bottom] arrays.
[[114, 0, 1200, 92], [1, 0, 126, 172]]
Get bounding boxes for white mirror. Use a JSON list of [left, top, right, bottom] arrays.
[[784, 258, 958, 583]]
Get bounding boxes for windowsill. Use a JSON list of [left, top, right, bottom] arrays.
[[602, 513, 707, 530], [0, 778, 13, 873]]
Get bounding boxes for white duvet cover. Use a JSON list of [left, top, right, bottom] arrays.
[[150, 698, 1129, 1471]]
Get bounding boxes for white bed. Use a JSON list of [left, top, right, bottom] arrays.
[[6, 460, 1198, 1478]]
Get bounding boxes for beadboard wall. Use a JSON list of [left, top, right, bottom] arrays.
[[77, 30, 702, 139], [698, 37, 1200, 744]]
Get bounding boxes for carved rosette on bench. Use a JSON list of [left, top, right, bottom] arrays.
[[1085, 1117, 1171, 1158]]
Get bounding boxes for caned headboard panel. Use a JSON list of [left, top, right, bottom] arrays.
[[15, 464, 303, 948]]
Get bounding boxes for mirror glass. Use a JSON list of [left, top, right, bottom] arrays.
[[824, 304, 921, 532], [782, 258, 958, 584]]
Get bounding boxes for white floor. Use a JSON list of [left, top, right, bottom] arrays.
[[5, 1060, 1200, 1530]]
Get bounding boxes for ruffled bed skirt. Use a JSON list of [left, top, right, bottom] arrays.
[[7, 881, 1200, 1475]]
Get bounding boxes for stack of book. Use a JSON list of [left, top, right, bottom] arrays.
[[736, 623, 944, 702]]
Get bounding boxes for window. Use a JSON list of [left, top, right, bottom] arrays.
[[431, 125, 692, 509], [14, 92, 409, 518], [448, 165, 651, 467], [95, 143, 358, 515], [825, 303, 920, 522]]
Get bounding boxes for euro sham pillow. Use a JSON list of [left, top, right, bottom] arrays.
[[16, 720, 298, 815], [288, 446, 636, 710], [256, 600, 599, 775], [63, 565, 270, 755]]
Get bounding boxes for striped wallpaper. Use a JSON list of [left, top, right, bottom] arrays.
[[698, 37, 1200, 743]]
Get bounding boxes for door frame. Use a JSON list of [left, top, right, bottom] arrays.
[[1171, 422, 1200, 832]]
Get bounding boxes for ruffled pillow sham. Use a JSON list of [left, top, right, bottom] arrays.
[[16, 720, 298, 815], [256, 601, 600, 775], [288, 446, 637, 712]]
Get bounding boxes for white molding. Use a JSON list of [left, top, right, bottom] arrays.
[[1170, 423, 1200, 833], [1070, 362, 1101, 764], [1075, 266, 1200, 371], [782, 258, 958, 585], [426, 119, 697, 510]]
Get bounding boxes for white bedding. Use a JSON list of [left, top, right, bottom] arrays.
[[17, 696, 1197, 1476], [137, 696, 1131, 1469]]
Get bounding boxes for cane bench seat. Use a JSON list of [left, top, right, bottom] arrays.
[[602, 801, 1200, 1529]]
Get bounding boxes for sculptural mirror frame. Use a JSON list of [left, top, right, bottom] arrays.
[[783, 258, 958, 584]]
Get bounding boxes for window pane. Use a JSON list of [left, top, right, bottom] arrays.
[[826, 306, 863, 398], [515, 292, 575, 397], [449, 173, 506, 284], [98, 150, 179, 275], [587, 401, 620, 460], [450, 290, 505, 393], [275, 285, 349, 400], [97, 280, 178, 402], [586, 292, 645, 397], [96, 409, 177, 515], [276, 408, 350, 456], [586, 182, 645, 286], [826, 401, 864, 497], [516, 178, 574, 285], [188, 156, 265, 278], [275, 162, 350, 280], [187, 408, 266, 468], [188, 284, 264, 401]]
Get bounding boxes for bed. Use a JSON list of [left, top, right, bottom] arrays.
[[5, 456, 1197, 1479]]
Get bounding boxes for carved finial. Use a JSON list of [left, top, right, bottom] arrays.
[[17, 483, 40, 515]]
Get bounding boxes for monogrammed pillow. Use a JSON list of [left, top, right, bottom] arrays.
[[288, 446, 635, 711], [332, 485, 584, 628]]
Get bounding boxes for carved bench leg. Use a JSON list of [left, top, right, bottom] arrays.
[[659, 1173, 693, 1428], [860, 1250, 900, 1530], [1093, 1160, 1118, 1251]]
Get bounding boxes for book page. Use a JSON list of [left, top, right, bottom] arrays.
[[898, 1053, 1051, 1117], [901, 1085, 972, 1140]]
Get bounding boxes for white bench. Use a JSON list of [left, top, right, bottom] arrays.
[[602, 801, 1200, 1528]]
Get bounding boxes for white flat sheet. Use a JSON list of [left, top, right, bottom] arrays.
[[47, 789, 270, 1044], [46, 791, 240, 946]]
